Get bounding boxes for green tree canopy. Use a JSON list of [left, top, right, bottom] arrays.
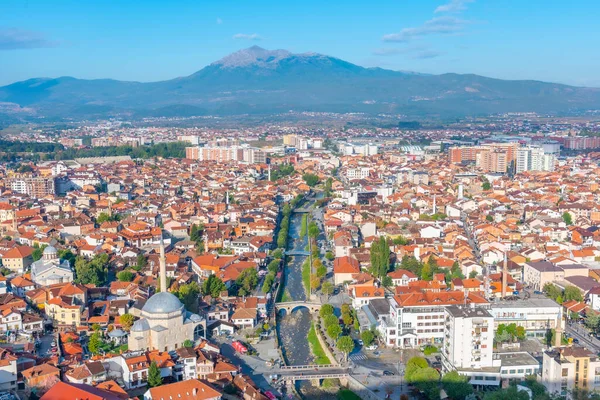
[[360, 330, 375, 346], [442, 371, 473, 400], [336, 336, 354, 362], [148, 361, 163, 388], [302, 173, 320, 187], [235, 268, 259, 296], [201, 275, 226, 298], [117, 270, 134, 282]]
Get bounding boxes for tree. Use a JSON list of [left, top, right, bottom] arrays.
[[421, 262, 433, 281], [262, 272, 276, 293], [442, 371, 473, 400], [411, 367, 441, 399], [469, 271, 478, 279], [183, 339, 194, 348], [117, 270, 134, 282], [564, 285, 583, 302], [148, 361, 162, 388], [325, 251, 335, 261], [74, 253, 109, 286], [320, 304, 334, 318], [134, 254, 147, 271], [176, 282, 201, 312], [308, 221, 320, 239], [310, 275, 321, 291], [267, 259, 280, 274], [120, 314, 135, 331], [585, 312, 600, 333], [323, 314, 339, 328], [361, 330, 375, 346], [369, 237, 390, 279], [271, 248, 284, 259], [202, 275, 226, 298], [543, 282, 562, 301], [405, 357, 429, 383], [302, 173, 320, 187], [31, 244, 47, 262], [327, 323, 342, 340], [482, 180, 491, 191], [88, 332, 102, 354], [483, 386, 529, 400], [562, 211, 573, 225], [336, 336, 354, 362], [322, 281, 334, 296], [486, 215, 493, 222], [235, 268, 259, 296]]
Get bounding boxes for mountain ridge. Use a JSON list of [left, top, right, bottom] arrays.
[[1, 46, 599, 119]]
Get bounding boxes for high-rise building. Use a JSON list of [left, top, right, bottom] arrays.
[[8, 175, 56, 197], [476, 149, 508, 173], [516, 146, 556, 174], [185, 146, 265, 164], [443, 306, 494, 370]]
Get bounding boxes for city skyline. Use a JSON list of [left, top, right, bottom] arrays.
[[1, 0, 600, 87]]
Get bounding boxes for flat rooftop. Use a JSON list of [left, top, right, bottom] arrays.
[[496, 352, 540, 367], [446, 305, 492, 319], [490, 294, 559, 309]]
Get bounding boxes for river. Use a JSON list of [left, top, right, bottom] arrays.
[[277, 208, 312, 366]]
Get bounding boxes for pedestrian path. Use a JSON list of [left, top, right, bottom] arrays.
[[349, 353, 367, 361]]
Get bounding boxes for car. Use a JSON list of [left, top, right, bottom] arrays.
[[366, 344, 378, 351], [372, 351, 381, 357], [357, 339, 364, 346], [573, 338, 580, 343], [534, 290, 543, 295], [383, 370, 395, 376]]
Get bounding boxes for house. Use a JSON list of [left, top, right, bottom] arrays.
[[387, 269, 418, 287], [22, 363, 61, 392], [1, 245, 34, 274], [231, 308, 256, 329], [143, 379, 222, 400], [40, 381, 123, 400], [10, 276, 35, 297], [65, 361, 107, 385], [333, 256, 360, 285]]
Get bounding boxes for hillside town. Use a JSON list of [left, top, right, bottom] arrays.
[[1, 120, 600, 400]]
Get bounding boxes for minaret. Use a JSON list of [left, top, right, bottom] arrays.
[[226, 190, 230, 208], [432, 195, 437, 215], [268, 164, 271, 181], [501, 252, 508, 298], [107, 199, 112, 217], [458, 183, 464, 200], [159, 233, 167, 292]]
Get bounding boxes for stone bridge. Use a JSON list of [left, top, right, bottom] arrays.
[[275, 301, 322, 314]]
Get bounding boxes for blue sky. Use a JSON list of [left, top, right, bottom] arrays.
[[1, 0, 599, 87]]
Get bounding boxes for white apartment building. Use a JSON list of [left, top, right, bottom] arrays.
[[346, 167, 371, 180], [443, 306, 494, 370], [516, 146, 555, 174], [381, 292, 489, 348], [442, 306, 540, 388]]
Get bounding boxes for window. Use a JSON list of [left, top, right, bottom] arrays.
[[562, 368, 569, 377], [402, 323, 411, 328]]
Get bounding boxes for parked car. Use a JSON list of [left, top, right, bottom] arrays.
[[383, 370, 395, 376], [366, 344, 378, 351]]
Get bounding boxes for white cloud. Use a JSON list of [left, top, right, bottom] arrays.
[[435, 0, 475, 13], [0, 27, 57, 50], [216, 18, 223, 24], [232, 33, 262, 41], [382, 16, 467, 42]]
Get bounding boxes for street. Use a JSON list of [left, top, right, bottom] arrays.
[[566, 323, 600, 353]]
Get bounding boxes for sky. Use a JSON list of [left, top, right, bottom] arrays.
[[1, 0, 599, 87]]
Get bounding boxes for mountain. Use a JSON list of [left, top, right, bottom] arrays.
[[1, 45, 599, 118]]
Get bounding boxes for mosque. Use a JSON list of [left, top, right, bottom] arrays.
[[128, 237, 206, 352]]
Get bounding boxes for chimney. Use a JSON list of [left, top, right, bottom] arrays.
[[193, 388, 198, 395], [501, 252, 508, 298]]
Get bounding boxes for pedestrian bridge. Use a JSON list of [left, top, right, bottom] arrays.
[[278, 370, 350, 383], [285, 250, 310, 256], [275, 301, 323, 314]]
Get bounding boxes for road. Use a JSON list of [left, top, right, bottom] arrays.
[[566, 323, 600, 353]]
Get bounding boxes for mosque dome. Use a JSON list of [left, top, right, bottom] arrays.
[[142, 292, 184, 314]]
